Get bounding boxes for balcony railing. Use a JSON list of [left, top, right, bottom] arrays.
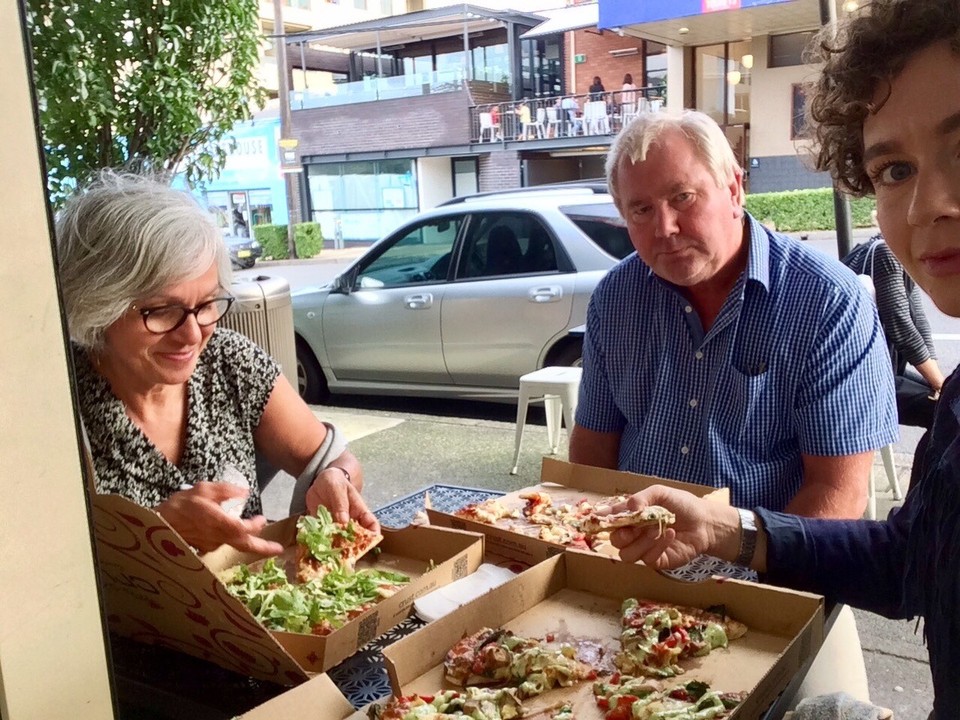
[[291, 68, 465, 110], [473, 87, 665, 145]]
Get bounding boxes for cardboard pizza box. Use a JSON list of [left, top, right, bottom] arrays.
[[427, 457, 729, 565], [382, 551, 824, 720], [91, 493, 484, 684], [238, 673, 363, 719]]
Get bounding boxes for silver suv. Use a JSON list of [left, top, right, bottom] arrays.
[[293, 185, 632, 402]]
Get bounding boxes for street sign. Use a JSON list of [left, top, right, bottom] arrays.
[[278, 137, 299, 149], [574, 53, 586, 64]]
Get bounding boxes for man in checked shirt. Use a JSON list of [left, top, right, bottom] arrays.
[[569, 110, 898, 701]]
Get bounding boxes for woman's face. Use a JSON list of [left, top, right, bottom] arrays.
[[862, 40, 960, 317], [100, 262, 222, 389]]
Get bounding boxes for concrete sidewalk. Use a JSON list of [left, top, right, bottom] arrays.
[[261, 400, 932, 720]]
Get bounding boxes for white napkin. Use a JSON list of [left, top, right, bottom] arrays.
[[413, 564, 517, 623]]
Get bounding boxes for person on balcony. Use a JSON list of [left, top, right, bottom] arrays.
[[589, 75, 606, 101]]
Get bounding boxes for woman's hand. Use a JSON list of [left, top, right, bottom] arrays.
[[606, 486, 742, 569], [306, 467, 380, 533], [155, 482, 284, 556]]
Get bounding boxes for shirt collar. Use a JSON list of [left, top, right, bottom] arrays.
[[743, 212, 771, 292]]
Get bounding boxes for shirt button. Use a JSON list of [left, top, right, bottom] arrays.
[[689, 399, 698, 408], [695, 351, 704, 360], [680, 445, 689, 455], [684, 305, 693, 313]]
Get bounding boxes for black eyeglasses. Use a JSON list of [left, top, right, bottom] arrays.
[[132, 296, 235, 334]]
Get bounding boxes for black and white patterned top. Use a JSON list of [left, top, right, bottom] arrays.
[[74, 328, 280, 517]]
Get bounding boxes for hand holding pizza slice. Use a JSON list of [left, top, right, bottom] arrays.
[[296, 505, 383, 583]]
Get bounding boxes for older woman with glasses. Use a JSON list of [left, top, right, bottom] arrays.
[[57, 171, 377, 556]]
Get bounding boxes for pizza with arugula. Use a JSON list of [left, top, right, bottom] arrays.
[[221, 506, 407, 636], [295, 505, 382, 582], [615, 599, 747, 678]]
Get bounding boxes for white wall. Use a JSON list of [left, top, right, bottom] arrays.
[[417, 156, 454, 209], [749, 36, 821, 158], [1, 6, 114, 719]]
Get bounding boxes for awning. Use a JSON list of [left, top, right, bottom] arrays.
[[282, 5, 546, 53], [520, 2, 599, 40]]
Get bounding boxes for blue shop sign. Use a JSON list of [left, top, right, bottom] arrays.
[[600, 0, 795, 28]]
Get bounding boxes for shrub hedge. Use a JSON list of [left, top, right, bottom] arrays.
[[744, 188, 876, 232], [253, 222, 324, 259]]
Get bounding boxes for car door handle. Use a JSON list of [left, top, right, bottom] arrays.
[[404, 292, 434, 309], [528, 286, 562, 303]]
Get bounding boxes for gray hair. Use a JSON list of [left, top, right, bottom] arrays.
[[56, 171, 231, 350], [605, 110, 744, 212]]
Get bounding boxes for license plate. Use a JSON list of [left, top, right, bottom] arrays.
[[237, 250, 251, 258]]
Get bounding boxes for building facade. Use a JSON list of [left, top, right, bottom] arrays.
[[211, 0, 847, 246]]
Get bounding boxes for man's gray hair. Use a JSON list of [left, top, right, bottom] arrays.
[[56, 171, 231, 350], [605, 110, 743, 212]]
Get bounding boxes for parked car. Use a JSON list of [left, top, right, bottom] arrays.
[[293, 185, 633, 403], [225, 235, 263, 270]]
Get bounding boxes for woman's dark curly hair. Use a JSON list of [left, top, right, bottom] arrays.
[[808, 0, 960, 197]]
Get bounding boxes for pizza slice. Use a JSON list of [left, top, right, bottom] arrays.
[[614, 598, 746, 677], [455, 499, 521, 525], [295, 505, 382, 583], [580, 506, 676, 536], [593, 676, 745, 720], [379, 687, 524, 720], [443, 627, 597, 698]]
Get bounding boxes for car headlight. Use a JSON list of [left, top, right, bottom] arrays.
[[251, 240, 261, 249]]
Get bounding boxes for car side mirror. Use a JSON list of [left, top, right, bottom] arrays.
[[334, 270, 356, 295]]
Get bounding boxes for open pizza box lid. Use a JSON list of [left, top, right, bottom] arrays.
[[383, 551, 824, 720], [91, 492, 484, 683], [427, 458, 729, 566]]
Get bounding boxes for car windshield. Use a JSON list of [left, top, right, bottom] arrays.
[[560, 203, 633, 260]]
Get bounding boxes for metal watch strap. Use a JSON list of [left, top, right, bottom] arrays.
[[735, 508, 758, 567]]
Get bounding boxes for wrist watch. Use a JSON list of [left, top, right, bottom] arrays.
[[735, 508, 758, 567]]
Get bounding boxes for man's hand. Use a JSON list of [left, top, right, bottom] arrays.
[[155, 482, 284, 556], [606, 486, 742, 569], [306, 467, 380, 533]]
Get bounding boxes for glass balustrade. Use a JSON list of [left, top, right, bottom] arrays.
[[292, 68, 467, 110]]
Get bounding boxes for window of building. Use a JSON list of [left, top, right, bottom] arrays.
[[307, 159, 419, 244], [769, 31, 816, 68], [643, 41, 667, 96], [694, 40, 752, 127], [452, 158, 478, 197], [520, 36, 562, 98], [791, 83, 809, 139]]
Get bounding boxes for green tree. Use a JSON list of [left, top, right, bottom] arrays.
[[28, 0, 266, 206]]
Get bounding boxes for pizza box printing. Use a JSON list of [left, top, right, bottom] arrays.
[[428, 457, 731, 566], [383, 551, 825, 720], [90, 492, 484, 684]]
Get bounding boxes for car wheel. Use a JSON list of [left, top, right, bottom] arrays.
[[551, 340, 583, 368], [240, 258, 255, 270], [296, 339, 330, 404]]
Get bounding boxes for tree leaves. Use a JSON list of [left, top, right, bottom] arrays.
[[27, 0, 267, 207]]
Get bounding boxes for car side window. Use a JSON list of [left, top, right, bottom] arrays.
[[355, 216, 461, 289], [457, 213, 559, 279]]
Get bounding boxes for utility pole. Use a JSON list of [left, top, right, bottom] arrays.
[[819, 0, 853, 258], [274, 0, 298, 259]]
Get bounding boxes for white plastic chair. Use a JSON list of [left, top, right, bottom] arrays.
[[583, 101, 610, 135], [546, 107, 562, 137], [524, 108, 546, 140], [510, 366, 581, 475], [866, 445, 902, 520], [478, 112, 499, 142]]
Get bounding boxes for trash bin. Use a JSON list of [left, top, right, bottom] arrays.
[[221, 275, 297, 389]]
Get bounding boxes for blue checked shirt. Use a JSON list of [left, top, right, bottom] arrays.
[[577, 214, 898, 510]]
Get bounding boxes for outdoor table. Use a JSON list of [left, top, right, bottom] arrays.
[[109, 484, 835, 719]]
